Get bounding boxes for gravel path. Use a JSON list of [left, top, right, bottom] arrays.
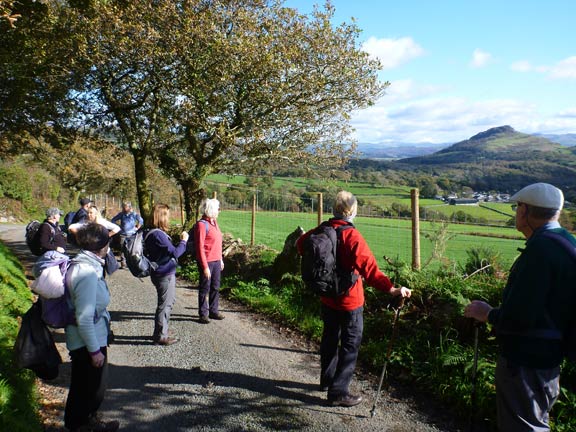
[[1, 224, 457, 432]]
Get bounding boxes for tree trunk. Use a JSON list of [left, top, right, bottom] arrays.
[[181, 179, 206, 228], [133, 150, 153, 225]]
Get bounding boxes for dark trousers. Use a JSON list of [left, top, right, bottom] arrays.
[[320, 304, 364, 398], [495, 356, 560, 432], [64, 346, 108, 430], [151, 273, 176, 340], [198, 260, 221, 317]]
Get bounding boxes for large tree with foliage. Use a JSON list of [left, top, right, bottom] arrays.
[[3, 0, 386, 223], [155, 1, 386, 223]]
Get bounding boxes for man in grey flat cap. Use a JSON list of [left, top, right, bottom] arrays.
[[465, 183, 576, 431]]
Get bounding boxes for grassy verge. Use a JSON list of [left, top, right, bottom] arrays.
[[0, 242, 42, 432]]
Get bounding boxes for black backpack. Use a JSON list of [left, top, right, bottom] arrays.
[[122, 228, 159, 278], [186, 220, 210, 260], [63, 211, 76, 233], [25, 221, 54, 256], [300, 221, 359, 298]]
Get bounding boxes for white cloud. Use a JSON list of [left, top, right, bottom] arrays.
[[549, 56, 576, 79], [557, 108, 576, 118], [350, 91, 576, 144], [510, 60, 533, 72], [470, 49, 493, 68], [511, 56, 576, 79], [361, 36, 425, 69]]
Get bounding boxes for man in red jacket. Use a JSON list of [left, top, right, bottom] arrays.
[[297, 191, 411, 407]]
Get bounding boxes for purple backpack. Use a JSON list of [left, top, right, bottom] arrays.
[[32, 251, 75, 328]]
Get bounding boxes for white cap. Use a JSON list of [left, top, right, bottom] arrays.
[[510, 183, 564, 210]]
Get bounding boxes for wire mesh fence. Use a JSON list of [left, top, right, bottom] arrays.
[[214, 189, 524, 270], [86, 186, 525, 270]]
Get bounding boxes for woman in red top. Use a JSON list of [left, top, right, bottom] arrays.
[[297, 191, 411, 407], [194, 198, 224, 324]]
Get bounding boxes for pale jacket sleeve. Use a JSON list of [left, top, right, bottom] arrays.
[[69, 269, 101, 353]]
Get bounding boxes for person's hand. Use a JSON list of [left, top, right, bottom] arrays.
[[391, 286, 411, 297], [90, 351, 105, 368], [181, 231, 189, 241], [204, 267, 211, 279], [464, 300, 492, 323], [56, 246, 65, 254], [220, 260, 224, 271]]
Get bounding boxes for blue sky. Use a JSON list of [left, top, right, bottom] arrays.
[[284, 0, 576, 145]]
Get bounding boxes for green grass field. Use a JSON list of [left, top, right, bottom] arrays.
[[217, 210, 525, 270], [207, 174, 515, 224]]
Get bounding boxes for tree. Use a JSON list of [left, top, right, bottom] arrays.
[[1, 0, 20, 27], [153, 1, 385, 224], [3, 1, 386, 224], [0, 1, 71, 145], [0, 0, 387, 223]]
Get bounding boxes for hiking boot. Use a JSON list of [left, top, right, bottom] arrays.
[[208, 312, 225, 320], [199, 316, 210, 324], [154, 337, 179, 346], [328, 393, 363, 407]]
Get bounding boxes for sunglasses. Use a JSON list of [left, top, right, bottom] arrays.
[[511, 203, 525, 212]]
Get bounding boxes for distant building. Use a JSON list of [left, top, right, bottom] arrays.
[[449, 198, 479, 205]]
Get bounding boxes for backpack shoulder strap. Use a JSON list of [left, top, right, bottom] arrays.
[[198, 219, 210, 234]]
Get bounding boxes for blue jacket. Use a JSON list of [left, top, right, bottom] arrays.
[[144, 229, 187, 277], [111, 211, 143, 236]]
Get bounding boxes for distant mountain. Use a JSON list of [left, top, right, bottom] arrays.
[[534, 133, 576, 147], [388, 125, 576, 197], [398, 125, 572, 165], [357, 141, 449, 159]]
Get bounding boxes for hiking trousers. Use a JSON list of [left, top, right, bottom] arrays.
[[64, 346, 108, 430], [197, 260, 222, 318], [151, 273, 176, 341], [320, 305, 363, 398], [495, 355, 560, 432]]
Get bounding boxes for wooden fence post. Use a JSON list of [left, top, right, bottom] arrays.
[[317, 192, 323, 226], [411, 188, 421, 270], [251, 193, 256, 246]]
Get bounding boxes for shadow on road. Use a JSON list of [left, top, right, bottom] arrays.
[[105, 363, 329, 430]]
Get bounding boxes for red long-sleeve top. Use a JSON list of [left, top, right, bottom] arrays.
[[296, 218, 394, 311], [195, 216, 223, 270]]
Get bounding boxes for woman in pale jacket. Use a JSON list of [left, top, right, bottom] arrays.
[[64, 223, 119, 432], [69, 205, 121, 238]]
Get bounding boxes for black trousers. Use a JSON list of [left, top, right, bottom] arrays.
[[64, 346, 108, 430], [320, 304, 364, 398]]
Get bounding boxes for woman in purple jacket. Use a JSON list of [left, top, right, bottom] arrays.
[[144, 204, 189, 346]]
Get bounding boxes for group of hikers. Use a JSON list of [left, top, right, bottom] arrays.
[[33, 198, 224, 432], [29, 182, 576, 432]]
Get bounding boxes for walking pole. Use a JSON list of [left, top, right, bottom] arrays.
[[468, 321, 480, 432], [370, 296, 406, 418]]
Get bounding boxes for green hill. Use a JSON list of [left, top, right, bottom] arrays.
[[391, 125, 576, 199]]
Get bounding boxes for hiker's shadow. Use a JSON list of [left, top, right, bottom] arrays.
[[104, 363, 326, 430], [108, 363, 322, 403]]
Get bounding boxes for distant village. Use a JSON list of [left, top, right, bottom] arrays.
[[436, 192, 511, 206]]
